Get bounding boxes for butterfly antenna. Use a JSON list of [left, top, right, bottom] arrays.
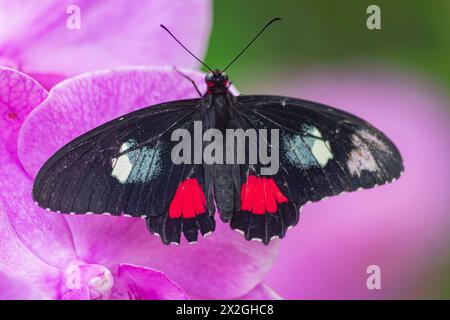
[[222, 17, 282, 74], [160, 24, 214, 73]]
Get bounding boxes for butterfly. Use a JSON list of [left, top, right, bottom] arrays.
[[33, 18, 403, 245]]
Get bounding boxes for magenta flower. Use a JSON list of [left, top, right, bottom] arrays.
[[0, 1, 280, 300], [262, 68, 450, 299]]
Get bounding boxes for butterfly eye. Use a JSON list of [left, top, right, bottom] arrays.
[[205, 73, 214, 82], [222, 72, 228, 81]]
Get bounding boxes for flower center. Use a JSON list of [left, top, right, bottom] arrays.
[[64, 263, 114, 300]]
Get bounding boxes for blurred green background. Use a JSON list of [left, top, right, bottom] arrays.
[[204, 0, 450, 299], [204, 0, 450, 90]]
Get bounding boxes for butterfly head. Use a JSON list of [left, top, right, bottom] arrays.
[[205, 70, 229, 94]]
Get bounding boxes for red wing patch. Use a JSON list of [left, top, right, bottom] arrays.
[[241, 175, 288, 214], [169, 178, 206, 218]]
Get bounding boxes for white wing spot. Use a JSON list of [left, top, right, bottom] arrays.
[[347, 134, 379, 176], [309, 127, 333, 167], [111, 142, 133, 183], [357, 129, 391, 153]]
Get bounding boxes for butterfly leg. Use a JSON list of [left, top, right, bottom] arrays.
[[173, 66, 202, 97]]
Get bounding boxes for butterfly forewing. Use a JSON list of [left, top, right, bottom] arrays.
[[237, 95, 403, 197]]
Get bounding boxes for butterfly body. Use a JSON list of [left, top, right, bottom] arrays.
[[200, 70, 242, 223], [33, 70, 403, 245]]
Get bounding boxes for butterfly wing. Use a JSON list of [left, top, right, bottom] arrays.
[[33, 99, 215, 244], [229, 94, 403, 243]]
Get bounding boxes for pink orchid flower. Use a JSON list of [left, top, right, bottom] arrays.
[[0, 1, 281, 300], [262, 68, 450, 299]]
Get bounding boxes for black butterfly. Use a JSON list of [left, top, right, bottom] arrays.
[[33, 18, 403, 245]]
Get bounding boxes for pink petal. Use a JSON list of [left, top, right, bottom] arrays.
[[0, 203, 59, 297], [0, 67, 47, 162], [0, 67, 77, 295], [262, 68, 450, 299], [65, 216, 279, 299], [113, 264, 188, 300], [0, 272, 47, 299], [0, 156, 76, 274], [137, 222, 279, 299], [0, 1, 211, 77], [239, 283, 282, 300], [19, 67, 277, 299]]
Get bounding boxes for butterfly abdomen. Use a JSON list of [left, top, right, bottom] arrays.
[[211, 164, 240, 222]]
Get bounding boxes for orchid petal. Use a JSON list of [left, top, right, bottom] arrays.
[[0, 68, 76, 293], [239, 283, 282, 300], [0, 0, 212, 77], [60, 216, 279, 299], [137, 222, 279, 299], [113, 264, 188, 300], [0, 158, 76, 275], [0, 67, 47, 162], [19, 67, 278, 299], [0, 204, 59, 297], [0, 272, 47, 299]]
